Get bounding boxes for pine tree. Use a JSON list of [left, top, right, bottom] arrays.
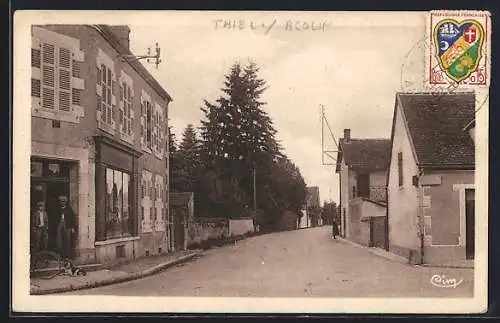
[[167, 125, 181, 192], [199, 61, 306, 227], [174, 124, 202, 193]]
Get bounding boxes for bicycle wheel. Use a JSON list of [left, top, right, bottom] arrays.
[[32, 250, 62, 280]]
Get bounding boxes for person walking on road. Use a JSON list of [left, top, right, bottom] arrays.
[[332, 219, 339, 239]]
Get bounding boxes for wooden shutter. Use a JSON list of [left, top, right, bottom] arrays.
[[41, 43, 55, 109], [31, 48, 41, 68], [72, 88, 81, 105], [31, 78, 41, 97], [127, 92, 132, 136], [147, 102, 152, 147], [58, 47, 71, 111], [72, 60, 80, 78]]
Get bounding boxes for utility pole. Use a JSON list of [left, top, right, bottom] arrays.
[[253, 163, 257, 211], [306, 200, 309, 228]]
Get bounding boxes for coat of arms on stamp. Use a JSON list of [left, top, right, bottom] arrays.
[[427, 11, 490, 88]]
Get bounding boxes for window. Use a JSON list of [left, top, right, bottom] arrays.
[[105, 167, 133, 239], [72, 88, 82, 105], [357, 173, 370, 198], [146, 101, 152, 148], [32, 42, 79, 112], [31, 48, 41, 68], [120, 82, 133, 136], [397, 152, 403, 187], [141, 97, 164, 155], [98, 64, 116, 126], [72, 60, 80, 78], [41, 43, 55, 109], [31, 78, 41, 97], [58, 47, 71, 111]]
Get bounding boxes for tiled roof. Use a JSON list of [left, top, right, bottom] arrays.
[[337, 138, 391, 172], [398, 92, 475, 169], [170, 192, 193, 206]]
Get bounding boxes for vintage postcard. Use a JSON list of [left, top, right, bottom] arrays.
[[12, 10, 490, 314]]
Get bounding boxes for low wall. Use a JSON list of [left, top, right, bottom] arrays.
[[187, 218, 229, 247], [229, 218, 255, 236], [277, 211, 298, 231]]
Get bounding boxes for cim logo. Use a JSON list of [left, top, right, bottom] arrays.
[[430, 274, 464, 288]]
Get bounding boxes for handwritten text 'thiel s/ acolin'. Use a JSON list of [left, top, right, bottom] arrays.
[[213, 19, 329, 34]]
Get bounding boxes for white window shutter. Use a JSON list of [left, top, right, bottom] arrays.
[[58, 47, 72, 112], [41, 42, 56, 110]]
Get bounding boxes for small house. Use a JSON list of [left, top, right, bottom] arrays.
[[387, 92, 475, 266], [335, 129, 391, 248]]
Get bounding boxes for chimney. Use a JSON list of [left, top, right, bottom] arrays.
[[343, 128, 351, 142], [109, 25, 131, 51]]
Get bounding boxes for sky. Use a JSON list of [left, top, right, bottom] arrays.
[[129, 12, 426, 204]]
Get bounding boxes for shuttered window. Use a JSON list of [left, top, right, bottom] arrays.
[[146, 101, 152, 148], [99, 64, 115, 125], [72, 60, 80, 78], [31, 49, 41, 68], [72, 88, 82, 105], [120, 81, 133, 136], [41, 43, 55, 109], [35, 42, 78, 111], [31, 78, 41, 97]]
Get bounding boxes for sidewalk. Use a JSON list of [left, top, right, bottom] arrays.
[[30, 250, 202, 295], [334, 236, 411, 265], [335, 237, 474, 269]]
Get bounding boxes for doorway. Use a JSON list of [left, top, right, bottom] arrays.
[[31, 179, 70, 252], [30, 158, 72, 255], [465, 189, 475, 259], [173, 206, 186, 251]]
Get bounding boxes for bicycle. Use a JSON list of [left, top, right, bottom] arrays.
[[30, 249, 64, 280]]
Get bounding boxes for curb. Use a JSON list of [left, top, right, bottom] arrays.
[[334, 237, 410, 265], [30, 251, 202, 295], [418, 263, 474, 269], [334, 237, 474, 269]]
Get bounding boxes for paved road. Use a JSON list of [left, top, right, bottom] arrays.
[[70, 226, 473, 297]]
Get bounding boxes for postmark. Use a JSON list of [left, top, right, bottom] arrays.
[[426, 10, 490, 89], [400, 33, 489, 112]]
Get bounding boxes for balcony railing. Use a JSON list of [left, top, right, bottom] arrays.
[[369, 186, 387, 202]]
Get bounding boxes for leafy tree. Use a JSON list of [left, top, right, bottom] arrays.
[[321, 201, 338, 225]]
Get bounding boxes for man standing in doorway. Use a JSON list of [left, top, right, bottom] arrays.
[[55, 196, 76, 258], [31, 200, 49, 252]]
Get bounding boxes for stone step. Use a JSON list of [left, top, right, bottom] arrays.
[[30, 263, 102, 278]]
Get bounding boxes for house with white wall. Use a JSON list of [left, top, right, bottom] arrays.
[[387, 92, 475, 266], [335, 129, 391, 248]]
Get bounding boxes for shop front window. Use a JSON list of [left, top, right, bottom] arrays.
[[105, 167, 133, 239]]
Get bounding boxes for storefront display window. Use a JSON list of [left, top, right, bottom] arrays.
[[105, 167, 133, 239]]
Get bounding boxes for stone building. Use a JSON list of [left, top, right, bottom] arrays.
[[30, 24, 173, 265]]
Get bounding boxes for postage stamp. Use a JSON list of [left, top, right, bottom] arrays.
[[12, 10, 488, 314], [426, 10, 491, 89]]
